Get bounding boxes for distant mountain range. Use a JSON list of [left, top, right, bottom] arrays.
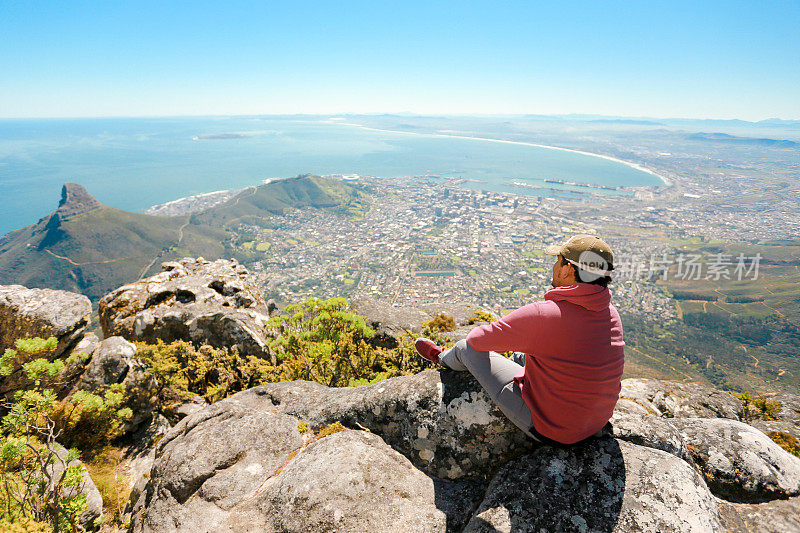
[[0, 175, 359, 302], [685, 132, 798, 148]]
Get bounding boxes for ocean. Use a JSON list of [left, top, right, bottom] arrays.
[[0, 116, 663, 237]]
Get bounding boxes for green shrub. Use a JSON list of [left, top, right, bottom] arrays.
[[0, 336, 136, 530], [422, 313, 457, 333], [265, 298, 384, 387], [733, 391, 783, 421], [768, 431, 800, 458], [468, 310, 496, 324], [136, 340, 269, 404]]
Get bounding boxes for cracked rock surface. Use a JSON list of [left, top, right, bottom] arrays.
[[464, 438, 722, 533], [0, 284, 92, 396], [99, 258, 271, 357], [128, 371, 800, 533], [672, 417, 800, 502], [0, 284, 91, 357]]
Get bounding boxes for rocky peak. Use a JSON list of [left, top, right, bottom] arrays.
[[56, 182, 103, 221]]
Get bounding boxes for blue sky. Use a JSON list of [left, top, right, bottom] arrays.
[[1, 1, 798, 120]]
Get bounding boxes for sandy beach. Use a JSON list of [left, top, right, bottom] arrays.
[[328, 121, 671, 187]]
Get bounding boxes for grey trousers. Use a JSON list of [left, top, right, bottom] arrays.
[[440, 339, 539, 441]]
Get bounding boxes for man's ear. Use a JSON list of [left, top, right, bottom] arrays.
[[563, 261, 576, 282]]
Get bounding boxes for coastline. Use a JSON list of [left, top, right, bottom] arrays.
[[145, 119, 671, 217], [327, 121, 672, 187], [145, 188, 239, 216]]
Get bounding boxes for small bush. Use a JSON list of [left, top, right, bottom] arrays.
[[733, 391, 782, 421], [0, 336, 136, 530], [423, 313, 457, 333], [136, 340, 269, 404], [265, 298, 385, 387], [468, 310, 496, 324], [768, 431, 800, 458], [316, 421, 346, 439]]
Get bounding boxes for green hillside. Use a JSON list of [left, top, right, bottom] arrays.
[[0, 176, 360, 302], [194, 174, 362, 228]]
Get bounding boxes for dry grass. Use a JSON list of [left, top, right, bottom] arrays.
[[84, 447, 131, 529]]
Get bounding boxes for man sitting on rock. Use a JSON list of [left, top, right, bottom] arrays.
[[416, 234, 624, 446]]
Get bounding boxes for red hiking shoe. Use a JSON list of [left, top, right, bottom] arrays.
[[415, 338, 443, 365]]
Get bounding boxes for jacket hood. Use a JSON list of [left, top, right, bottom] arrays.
[[544, 283, 611, 312]]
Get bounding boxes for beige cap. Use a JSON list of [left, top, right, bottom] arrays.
[[544, 234, 614, 277]]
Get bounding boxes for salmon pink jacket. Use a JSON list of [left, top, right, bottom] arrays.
[[465, 283, 625, 444]]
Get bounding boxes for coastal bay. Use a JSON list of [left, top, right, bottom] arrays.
[[0, 116, 663, 237]]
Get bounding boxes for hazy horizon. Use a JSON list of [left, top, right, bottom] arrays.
[[2, 112, 799, 123]]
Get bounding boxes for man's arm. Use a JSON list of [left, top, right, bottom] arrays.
[[465, 303, 540, 353]]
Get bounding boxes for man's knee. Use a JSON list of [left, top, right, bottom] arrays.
[[454, 338, 490, 362]]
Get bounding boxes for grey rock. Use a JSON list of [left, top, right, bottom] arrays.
[[53, 332, 100, 397], [610, 409, 691, 462], [350, 296, 430, 347], [0, 284, 91, 358], [99, 258, 271, 358], [441, 324, 474, 344], [163, 394, 208, 424], [78, 336, 138, 391], [48, 442, 104, 530], [130, 390, 479, 533], [124, 413, 172, 524], [719, 495, 800, 533], [612, 396, 655, 416], [130, 400, 304, 532], [76, 336, 155, 430], [232, 369, 538, 480], [750, 419, 800, 444], [620, 378, 742, 419], [672, 417, 800, 501], [0, 284, 92, 397], [747, 391, 800, 442], [228, 430, 448, 532], [71, 331, 100, 359], [351, 297, 492, 348], [464, 438, 723, 533]]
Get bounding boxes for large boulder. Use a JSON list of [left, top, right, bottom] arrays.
[[77, 336, 139, 391], [128, 370, 800, 533], [610, 406, 691, 462], [230, 369, 538, 480], [0, 284, 91, 357], [228, 430, 449, 532], [620, 378, 742, 419], [464, 438, 723, 533], [0, 284, 92, 396], [350, 296, 430, 347], [76, 336, 156, 430], [98, 258, 271, 358], [671, 417, 800, 501], [350, 297, 493, 348], [719, 496, 800, 533], [748, 391, 800, 443], [130, 402, 304, 532], [129, 370, 535, 531]]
